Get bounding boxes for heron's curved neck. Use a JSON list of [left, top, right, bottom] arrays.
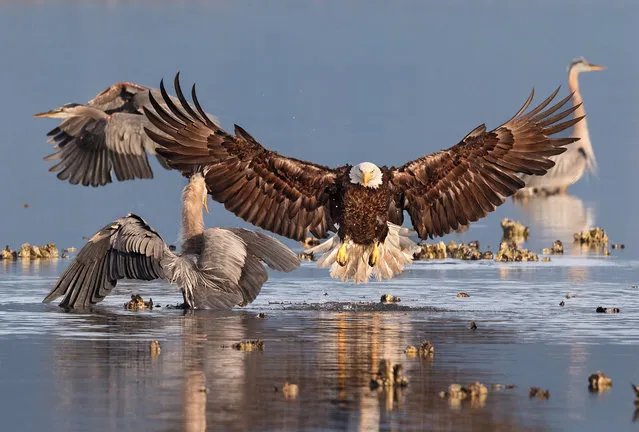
[[180, 186, 205, 247], [568, 68, 587, 121]]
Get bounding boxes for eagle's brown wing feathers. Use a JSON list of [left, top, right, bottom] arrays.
[[388, 88, 582, 239], [143, 74, 340, 241]]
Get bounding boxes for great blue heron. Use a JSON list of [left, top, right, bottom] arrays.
[[33, 82, 219, 187], [141, 74, 581, 283], [42, 173, 300, 310], [515, 58, 605, 197]]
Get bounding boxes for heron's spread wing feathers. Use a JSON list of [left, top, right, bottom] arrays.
[[193, 228, 300, 308], [195, 228, 261, 308], [38, 82, 220, 187], [43, 111, 157, 186], [225, 228, 301, 272], [143, 73, 341, 241], [43, 214, 169, 309], [197, 228, 247, 287], [389, 89, 582, 239]]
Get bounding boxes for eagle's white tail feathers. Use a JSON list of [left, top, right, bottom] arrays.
[[306, 223, 419, 283]]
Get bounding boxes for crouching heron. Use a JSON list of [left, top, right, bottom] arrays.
[[43, 173, 300, 310]]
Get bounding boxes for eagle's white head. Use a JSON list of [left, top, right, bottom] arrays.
[[349, 162, 383, 189]]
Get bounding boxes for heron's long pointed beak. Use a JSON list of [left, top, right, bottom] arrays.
[[33, 109, 63, 119], [589, 64, 606, 71], [203, 196, 209, 213], [362, 172, 372, 187]]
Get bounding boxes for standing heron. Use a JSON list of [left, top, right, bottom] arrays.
[[515, 58, 605, 197], [42, 173, 299, 310], [33, 82, 219, 187]]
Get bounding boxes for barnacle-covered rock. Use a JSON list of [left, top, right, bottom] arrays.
[[39, 243, 59, 258], [381, 294, 401, 304], [542, 240, 564, 255], [439, 382, 488, 408], [282, 382, 299, 399], [299, 251, 316, 262], [125, 294, 153, 311], [448, 241, 489, 261], [16, 242, 59, 259], [574, 227, 609, 246], [529, 387, 550, 399], [301, 237, 321, 248], [588, 371, 612, 392], [1, 246, 16, 260], [404, 345, 418, 357], [596, 306, 620, 313], [414, 241, 447, 260], [232, 339, 265, 351], [481, 251, 494, 260], [501, 218, 529, 241], [419, 340, 435, 357], [491, 384, 516, 391], [18, 243, 32, 259], [495, 240, 538, 262]]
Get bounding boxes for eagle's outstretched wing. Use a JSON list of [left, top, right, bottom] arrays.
[[43, 214, 170, 309], [143, 74, 341, 241], [388, 88, 582, 239]]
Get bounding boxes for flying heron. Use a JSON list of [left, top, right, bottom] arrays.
[[515, 57, 605, 197], [42, 173, 300, 310], [34, 82, 220, 187]]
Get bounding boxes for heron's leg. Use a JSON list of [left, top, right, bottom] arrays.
[[182, 289, 195, 309], [368, 241, 380, 267], [336, 242, 348, 267]]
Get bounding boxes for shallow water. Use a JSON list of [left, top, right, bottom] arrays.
[[2, 238, 639, 432], [1, 0, 639, 431]]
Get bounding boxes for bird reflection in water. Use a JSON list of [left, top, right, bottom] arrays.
[[513, 194, 596, 252]]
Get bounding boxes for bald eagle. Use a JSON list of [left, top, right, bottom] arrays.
[[143, 74, 582, 283]]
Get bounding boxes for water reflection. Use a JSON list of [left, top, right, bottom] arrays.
[[513, 194, 595, 245], [49, 310, 535, 431]]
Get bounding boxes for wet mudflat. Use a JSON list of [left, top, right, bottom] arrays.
[[1, 246, 638, 432]]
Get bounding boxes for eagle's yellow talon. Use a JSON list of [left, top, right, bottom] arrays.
[[336, 242, 348, 267], [368, 242, 380, 267]]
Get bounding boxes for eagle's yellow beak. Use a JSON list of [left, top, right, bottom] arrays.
[[362, 171, 372, 187], [203, 196, 209, 213]]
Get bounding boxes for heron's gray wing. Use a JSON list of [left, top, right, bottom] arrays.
[[193, 228, 282, 308], [43, 110, 159, 186], [224, 228, 300, 272], [43, 214, 169, 309]]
